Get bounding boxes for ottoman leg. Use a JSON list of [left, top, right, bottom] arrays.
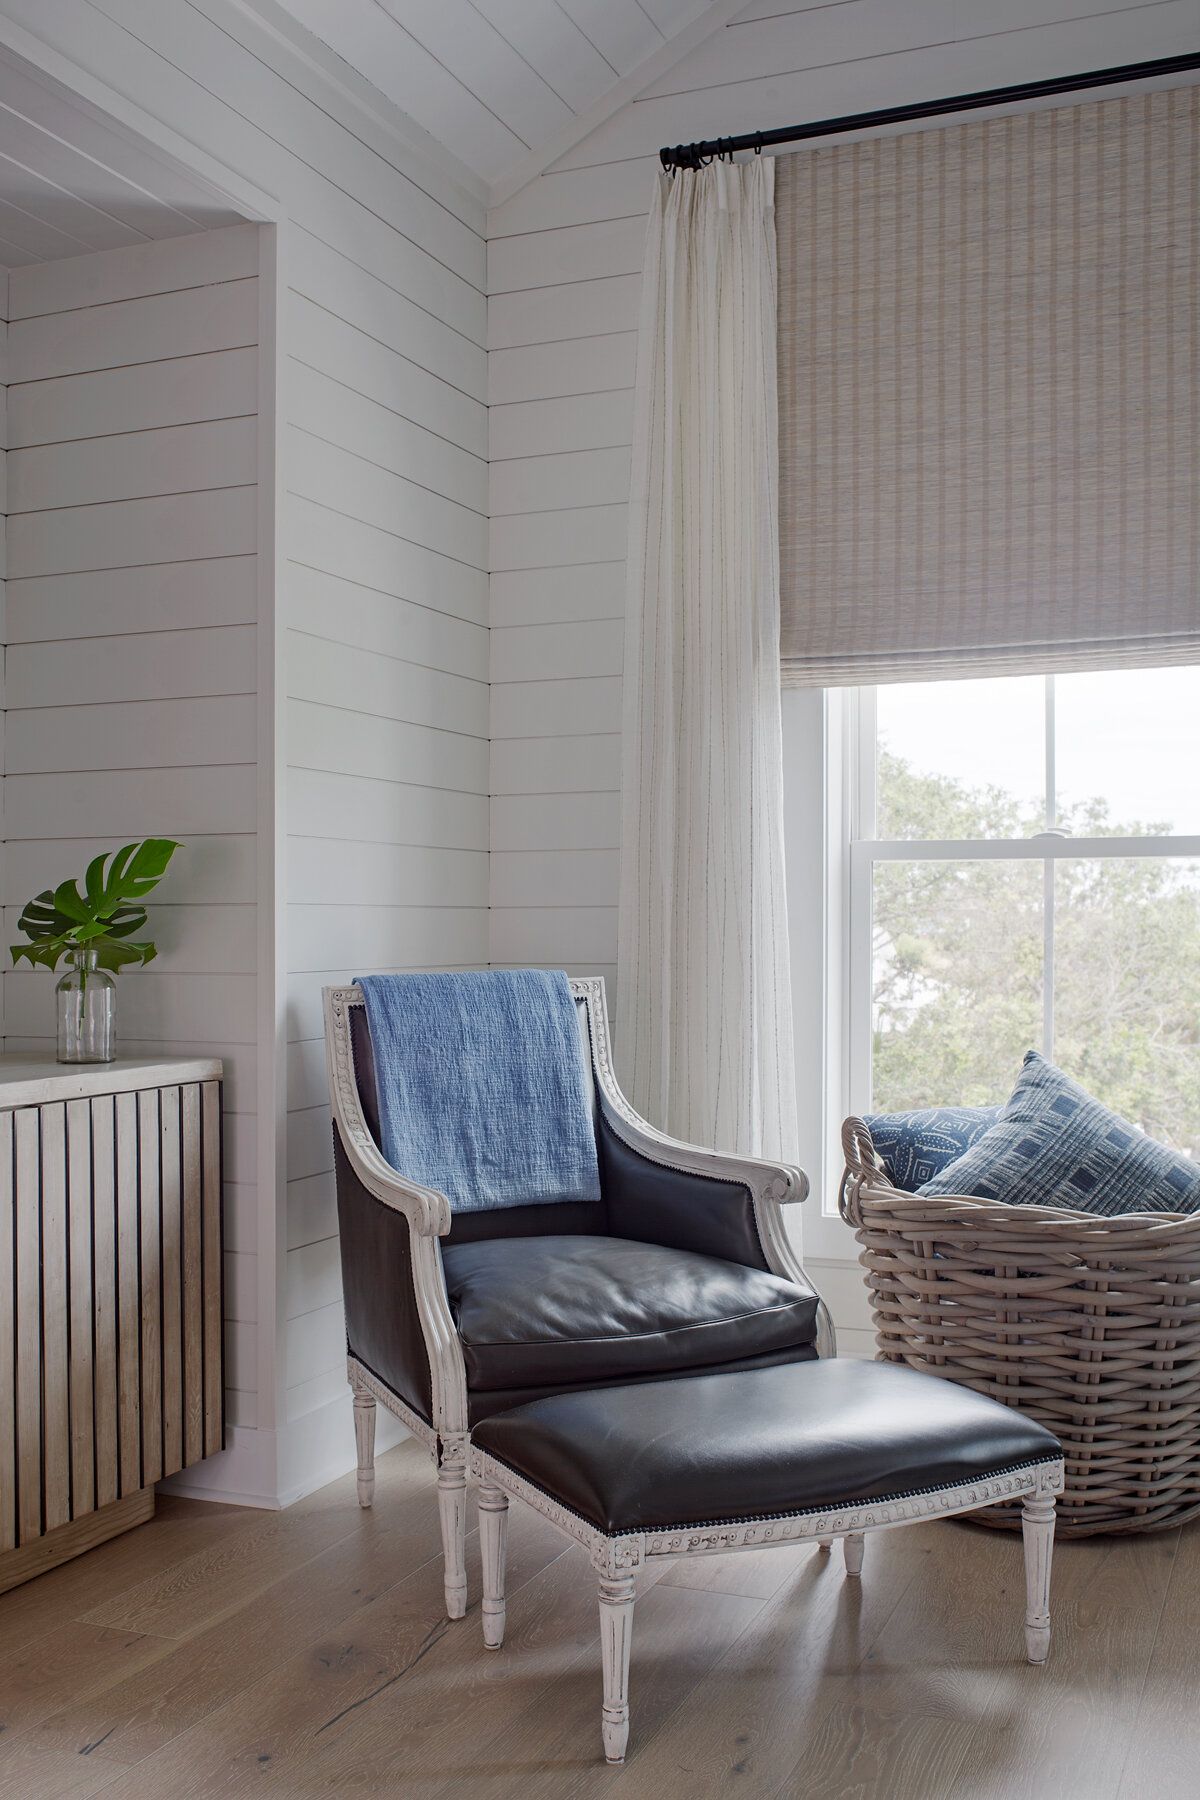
[[843, 1532, 865, 1577], [480, 1484, 509, 1649], [1021, 1492, 1056, 1664], [353, 1389, 376, 1509], [598, 1575, 637, 1764]]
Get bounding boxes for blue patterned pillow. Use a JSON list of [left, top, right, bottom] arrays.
[[863, 1105, 1001, 1192], [919, 1051, 1200, 1215]]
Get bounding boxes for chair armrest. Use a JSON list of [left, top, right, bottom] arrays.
[[578, 982, 835, 1357], [607, 1104, 809, 1205], [323, 985, 467, 1438]]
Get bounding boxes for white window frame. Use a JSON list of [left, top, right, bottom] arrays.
[[783, 675, 1200, 1268]]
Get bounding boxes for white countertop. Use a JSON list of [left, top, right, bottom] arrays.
[[0, 1053, 222, 1105]]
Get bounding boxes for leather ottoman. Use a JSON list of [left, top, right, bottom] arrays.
[[469, 1357, 1064, 1763]]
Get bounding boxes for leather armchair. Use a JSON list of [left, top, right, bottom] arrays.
[[323, 977, 834, 1619]]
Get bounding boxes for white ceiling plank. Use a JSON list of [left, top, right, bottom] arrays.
[[273, 0, 529, 178], [266, 0, 757, 196], [0, 191, 95, 261], [221, 0, 488, 223], [469, 0, 618, 113], [0, 147, 152, 252], [0, 46, 243, 230], [555, 0, 665, 77], [0, 229, 39, 267], [0, 105, 185, 242], [640, 0, 959, 98], [374, 0, 576, 145], [639, 0, 720, 31], [488, 0, 755, 207]]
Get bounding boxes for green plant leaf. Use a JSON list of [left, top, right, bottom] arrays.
[[51, 879, 90, 925], [93, 938, 157, 971], [84, 852, 108, 910], [11, 940, 66, 969], [16, 891, 65, 941], [93, 840, 179, 915], [103, 905, 149, 940], [10, 838, 181, 972]]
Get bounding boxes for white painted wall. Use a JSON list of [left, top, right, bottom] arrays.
[[0, 0, 488, 1506], [2, 220, 265, 1435], [485, 0, 1199, 1341]]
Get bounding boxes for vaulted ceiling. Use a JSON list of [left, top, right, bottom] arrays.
[[266, 0, 738, 200]]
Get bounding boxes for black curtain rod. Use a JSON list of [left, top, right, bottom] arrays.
[[658, 51, 1200, 172]]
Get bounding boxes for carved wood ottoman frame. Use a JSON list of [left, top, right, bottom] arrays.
[[468, 1444, 1065, 1765]]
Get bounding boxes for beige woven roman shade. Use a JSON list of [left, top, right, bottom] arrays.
[[776, 85, 1200, 686]]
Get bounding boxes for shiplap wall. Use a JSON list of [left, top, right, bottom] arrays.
[[0, 272, 7, 1002], [2, 221, 263, 1431], [0, 0, 488, 1504], [486, 0, 1199, 1348]]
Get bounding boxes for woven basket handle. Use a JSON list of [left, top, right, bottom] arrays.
[[839, 1115, 892, 1228]]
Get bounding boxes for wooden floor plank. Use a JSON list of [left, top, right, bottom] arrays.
[[1113, 1526, 1198, 1799], [0, 1733, 130, 1800], [59, 1478, 575, 1800], [79, 1464, 388, 1639], [0, 1620, 176, 1737], [945, 1526, 1180, 1800], [0, 1497, 253, 1662], [656, 1540, 813, 1602], [29, 1447, 440, 1766]]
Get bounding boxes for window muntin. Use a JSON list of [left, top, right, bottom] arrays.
[[852, 672, 1200, 1155]]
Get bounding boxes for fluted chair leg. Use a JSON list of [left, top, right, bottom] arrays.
[[353, 1389, 376, 1508], [598, 1574, 636, 1764], [843, 1532, 865, 1577], [1022, 1493, 1055, 1664], [480, 1484, 509, 1649], [438, 1436, 468, 1619]]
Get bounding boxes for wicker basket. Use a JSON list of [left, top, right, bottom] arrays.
[[840, 1116, 1200, 1536]]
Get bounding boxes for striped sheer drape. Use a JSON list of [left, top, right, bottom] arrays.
[[777, 85, 1200, 686], [616, 160, 797, 1160]]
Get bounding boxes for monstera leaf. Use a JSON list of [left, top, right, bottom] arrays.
[[12, 839, 180, 972]]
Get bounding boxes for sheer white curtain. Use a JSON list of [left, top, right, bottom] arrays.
[[616, 158, 797, 1160]]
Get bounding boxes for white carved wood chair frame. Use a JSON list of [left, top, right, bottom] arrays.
[[322, 976, 836, 1619], [468, 1447, 1065, 1764]]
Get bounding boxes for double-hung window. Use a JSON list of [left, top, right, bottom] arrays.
[[850, 666, 1200, 1148], [784, 668, 1200, 1279]]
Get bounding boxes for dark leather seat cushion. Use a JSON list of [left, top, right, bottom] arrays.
[[472, 1359, 1062, 1535], [441, 1234, 820, 1393]]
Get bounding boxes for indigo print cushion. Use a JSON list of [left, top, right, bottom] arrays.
[[863, 1105, 1001, 1192], [919, 1051, 1200, 1215]]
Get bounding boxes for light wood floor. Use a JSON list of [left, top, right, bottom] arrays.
[[1, 1436, 1196, 1800]]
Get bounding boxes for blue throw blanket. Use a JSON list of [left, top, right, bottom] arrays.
[[356, 969, 601, 1213]]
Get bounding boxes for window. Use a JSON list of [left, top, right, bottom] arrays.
[[848, 669, 1200, 1156]]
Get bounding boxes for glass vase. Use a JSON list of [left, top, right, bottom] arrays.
[[56, 949, 116, 1064]]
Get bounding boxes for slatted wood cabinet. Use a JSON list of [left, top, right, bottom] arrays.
[[0, 1057, 223, 1592]]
